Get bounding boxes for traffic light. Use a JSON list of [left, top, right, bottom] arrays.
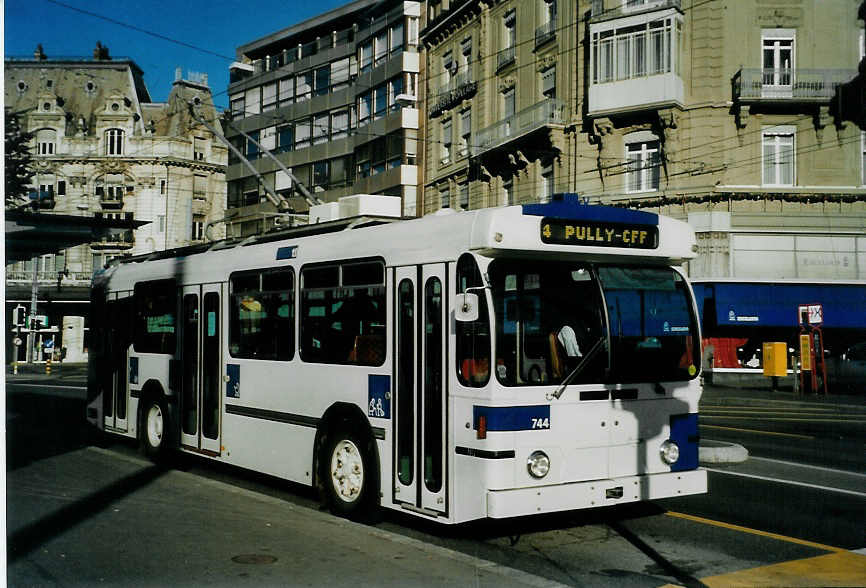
[[13, 305, 26, 327]]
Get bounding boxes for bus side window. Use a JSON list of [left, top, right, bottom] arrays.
[[229, 269, 295, 361], [300, 260, 386, 366], [133, 279, 177, 354]]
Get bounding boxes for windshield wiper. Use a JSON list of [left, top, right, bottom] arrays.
[[546, 337, 607, 401]]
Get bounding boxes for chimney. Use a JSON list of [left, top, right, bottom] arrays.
[[34, 44, 47, 60], [94, 42, 111, 60]]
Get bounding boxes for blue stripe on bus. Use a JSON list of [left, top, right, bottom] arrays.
[[522, 193, 659, 225], [473, 405, 551, 432], [669, 413, 699, 471]]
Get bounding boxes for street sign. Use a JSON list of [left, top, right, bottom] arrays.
[[797, 303, 823, 325]]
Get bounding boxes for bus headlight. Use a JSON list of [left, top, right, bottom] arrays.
[[527, 451, 550, 479], [660, 440, 680, 465]]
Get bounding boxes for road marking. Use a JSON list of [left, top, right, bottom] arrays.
[[699, 424, 814, 440], [666, 511, 846, 553], [748, 456, 866, 479], [704, 467, 866, 499], [702, 415, 866, 423], [697, 551, 866, 587], [9, 383, 87, 390]]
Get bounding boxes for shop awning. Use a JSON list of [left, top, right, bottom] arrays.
[[693, 280, 866, 329]]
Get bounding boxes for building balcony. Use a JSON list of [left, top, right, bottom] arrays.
[[734, 68, 857, 102], [535, 21, 556, 49], [99, 195, 124, 209], [429, 70, 478, 117], [473, 99, 565, 157], [588, 72, 683, 116], [91, 234, 134, 250], [496, 46, 516, 72], [591, 0, 681, 22]]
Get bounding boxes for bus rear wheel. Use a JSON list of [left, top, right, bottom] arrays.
[[140, 396, 170, 461], [320, 427, 378, 521]]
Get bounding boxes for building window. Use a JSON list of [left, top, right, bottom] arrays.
[[390, 21, 404, 57], [459, 109, 471, 157], [245, 86, 261, 115], [314, 66, 330, 96], [194, 137, 206, 161], [374, 83, 387, 120], [762, 127, 795, 187], [296, 71, 312, 102], [313, 160, 329, 191], [158, 215, 165, 233], [278, 77, 294, 107], [541, 66, 556, 100], [331, 109, 349, 141], [541, 164, 554, 203], [331, 58, 350, 91], [246, 130, 260, 159], [374, 30, 388, 66], [460, 38, 472, 76], [277, 124, 293, 153], [626, 140, 660, 193], [36, 128, 57, 155], [313, 114, 329, 145], [408, 16, 419, 47], [359, 91, 372, 126], [192, 217, 205, 241], [230, 94, 245, 118], [295, 118, 311, 150], [762, 30, 794, 94], [389, 76, 404, 112], [441, 120, 452, 165], [592, 17, 678, 84], [442, 50, 453, 86], [459, 182, 469, 210], [160, 179, 167, 195], [503, 87, 515, 136], [504, 10, 516, 49], [360, 40, 373, 73], [105, 128, 125, 156], [440, 186, 450, 209], [262, 82, 277, 111]]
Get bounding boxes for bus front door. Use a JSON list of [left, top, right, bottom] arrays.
[[179, 284, 222, 455], [393, 264, 448, 515]]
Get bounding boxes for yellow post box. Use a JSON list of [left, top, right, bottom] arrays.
[[762, 342, 787, 377]]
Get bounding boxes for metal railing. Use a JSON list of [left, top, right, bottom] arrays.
[[473, 99, 566, 156], [431, 70, 477, 116], [535, 21, 556, 48], [735, 68, 857, 100], [496, 46, 516, 71], [591, 0, 680, 19]]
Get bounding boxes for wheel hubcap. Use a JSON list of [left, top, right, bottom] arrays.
[[147, 404, 164, 448], [330, 439, 364, 503]]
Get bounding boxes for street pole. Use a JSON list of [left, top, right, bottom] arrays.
[[27, 254, 39, 364]]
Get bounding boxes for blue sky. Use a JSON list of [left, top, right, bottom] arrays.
[[5, 0, 347, 106]]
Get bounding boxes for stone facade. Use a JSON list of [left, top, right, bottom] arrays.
[[5, 46, 227, 361], [421, 0, 866, 280]]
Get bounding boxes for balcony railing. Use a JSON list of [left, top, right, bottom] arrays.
[[735, 68, 857, 101], [535, 21, 556, 48], [430, 70, 477, 116], [496, 46, 516, 71], [473, 99, 565, 156], [591, 0, 680, 20]]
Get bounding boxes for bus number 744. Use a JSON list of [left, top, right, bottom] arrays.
[[531, 417, 550, 429]]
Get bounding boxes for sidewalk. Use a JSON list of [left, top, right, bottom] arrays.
[[6, 361, 88, 382]]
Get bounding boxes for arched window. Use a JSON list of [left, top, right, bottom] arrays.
[[105, 128, 125, 156], [35, 128, 57, 155]]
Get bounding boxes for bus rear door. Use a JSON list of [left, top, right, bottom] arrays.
[[104, 291, 133, 433], [393, 264, 448, 515], [179, 284, 222, 455]]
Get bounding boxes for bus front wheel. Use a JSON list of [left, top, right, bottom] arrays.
[[320, 426, 378, 521]]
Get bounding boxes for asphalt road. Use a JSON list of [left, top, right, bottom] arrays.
[[6, 373, 866, 586]]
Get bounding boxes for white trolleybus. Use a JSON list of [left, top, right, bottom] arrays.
[[87, 193, 707, 523]]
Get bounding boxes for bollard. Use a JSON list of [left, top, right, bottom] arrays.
[[46, 357, 52, 375], [12, 361, 18, 375]]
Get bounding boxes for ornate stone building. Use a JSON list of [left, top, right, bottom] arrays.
[[5, 44, 227, 361], [421, 0, 866, 281]]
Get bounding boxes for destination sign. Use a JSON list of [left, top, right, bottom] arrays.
[[541, 218, 658, 249]]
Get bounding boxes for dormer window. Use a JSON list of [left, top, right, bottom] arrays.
[[36, 128, 57, 155], [105, 128, 125, 155], [85, 81, 97, 95], [43, 102, 52, 112], [111, 102, 121, 112], [17, 80, 28, 94]]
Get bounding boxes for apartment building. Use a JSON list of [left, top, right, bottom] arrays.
[[225, 0, 423, 237], [5, 45, 226, 361], [421, 0, 866, 281]]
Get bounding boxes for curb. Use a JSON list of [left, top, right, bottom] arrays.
[[699, 440, 749, 465]]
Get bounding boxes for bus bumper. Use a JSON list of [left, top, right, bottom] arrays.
[[486, 468, 707, 519]]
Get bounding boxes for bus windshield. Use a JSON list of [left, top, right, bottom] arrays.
[[488, 260, 698, 386]]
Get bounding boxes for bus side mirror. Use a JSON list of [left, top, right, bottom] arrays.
[[454, 293, 479, 322]]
